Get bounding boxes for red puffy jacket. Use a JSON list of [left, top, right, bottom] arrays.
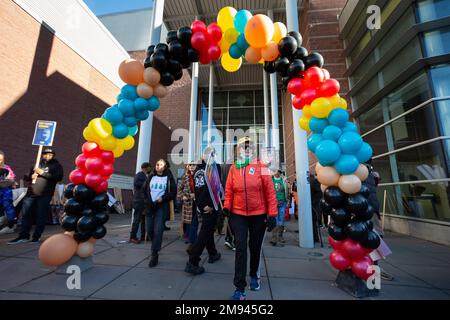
[[224, 161, 278, 217]]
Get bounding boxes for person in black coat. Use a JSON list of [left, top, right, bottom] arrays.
[[129, 162, 152, 243], [9, 148, 63, 244], [310, 173, 322, 243]]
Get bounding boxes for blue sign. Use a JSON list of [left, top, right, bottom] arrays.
[[32, 120, 57, 146]]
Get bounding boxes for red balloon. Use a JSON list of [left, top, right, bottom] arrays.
[[304, 66, 324, 88], [85, 157, 103, 174], [351, 255, 374, 280], [100, 163, 114, 177], [330, 250, 351, 271], [322, 68, 330, 80], [300, 88, 317, 105], [99, 150, 114, 165], [341, 239, 366, 261], [75, 154, 87, 171], [292, 95, 305, 110], [318, 79, 340, 97], [191, 32, 208, 51], [82, 142, 101, 158], [199, 51, 211, 65], [191, 20, 207, 34], [328, 236, 343, 251], [288, 78, 306, 96], [208, 44, 221, 61], [69, 169, 86, 185], [85, 173, 102, 188], [207, 23, 222, 43], [94, 180, 108, 193]]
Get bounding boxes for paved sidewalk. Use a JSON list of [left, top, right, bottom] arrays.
[[0, 214, 449, 300]]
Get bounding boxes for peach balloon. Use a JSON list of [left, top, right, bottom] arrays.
[[118, 59, 144, 85], [88, 237, 97, 244], [354, 164, 369, 182], [315, 162, 324, 174], [245, 47, 262, 64], [244, 14, 274, 48], [77, 242, 95, 258], [153, 84, 168, 98], [338, 174, 362, 195], [137, 83, 154, 99], [317, 166, 340, 187], [261, 41, 279, 62], [143, 67, 161, 86], [39, 233, 78, 266]]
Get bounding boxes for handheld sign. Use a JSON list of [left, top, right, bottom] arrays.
[[32, 120, 57, 146], [204, 149, 224, 211]]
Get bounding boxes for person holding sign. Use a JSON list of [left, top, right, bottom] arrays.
[[223, 137, 278, 300], [9, 148, 63, 244], [0, 150, 17, 234]]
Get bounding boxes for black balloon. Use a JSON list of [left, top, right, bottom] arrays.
[[63, 183, 75, 199], [77, 216, 96, 233], [61, 214, 78, 231], [320, 198, 333, 215], [73, 184, 95, 204], [328, 224, 347, 241], [64, 198, 83, 216], [274, 57, 290, 75], [346, 194, 369, 214], [146, 45, 155, 57], [360, 230, 380, 250], [181, 58, 192, 69], [331, 208, 352, 228], [288, 59, 305, 77], [355, 204, 375, 222], [278, 36, 298, 58], [346, 221, 369, 241], [168, 59, 182, 75], [365, 220, 374, 231], [293, 47, 308, 60], [360, 183, 371, 198], [263, 61, 276, 73], [174, 70, 184, 80], [168, 41, 183, 60], [166, 30, 178, 44], [282, 76, 292, 88], [304, 52, 324, 69], [81, 207, 93, 217], [95, 211, 109, 225], [93, 225, 107, 239], [144, 56, 152, 68], [160, 72, 175, 86], [177, 27, 192, 44], [324, 187, 346, 208], [150, 52, 168, 72], [90, 193, 109, 212], [155, 43, 169, 56], [74, 231, 92, 243], [288, 31, 303, 47], [186, 48, 200, 63]]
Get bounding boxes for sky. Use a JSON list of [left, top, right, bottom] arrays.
[[83, 0, 153, 16]]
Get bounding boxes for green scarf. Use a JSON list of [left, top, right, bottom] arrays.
[[236, 157, 251, 169]]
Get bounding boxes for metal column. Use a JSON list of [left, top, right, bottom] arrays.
[[286, 0, 314, 248], [263, 68, 270, 148], [188, 62, 199, 162], [268, 10, 280, 156], [135, 0, 164, 173], [207, 64, 214, 145]]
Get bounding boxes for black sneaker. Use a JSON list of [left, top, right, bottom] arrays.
[[8, 237, 30, 245], [31, 238, 40, 244], [208, 252, 221, 264], [148, 254, 158, 268], [185, 262, 205, 275]]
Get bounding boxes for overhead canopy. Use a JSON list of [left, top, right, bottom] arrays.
[[163, 0, 304, 91]]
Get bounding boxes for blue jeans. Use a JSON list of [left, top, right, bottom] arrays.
[[187, 211, 199, 244], [146, 202, 167, 254], [0, 187, 15, 223], [19, 195, 52, 239], [276, 201, 286, 226]]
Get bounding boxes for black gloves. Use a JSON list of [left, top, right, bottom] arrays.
[[267, 216, 276, 232], [222, 208, 230, 218]]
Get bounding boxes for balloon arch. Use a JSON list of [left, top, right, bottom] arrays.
[[39, 7, 379, 281]]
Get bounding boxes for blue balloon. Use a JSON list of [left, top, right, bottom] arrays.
[[229, 44, 243, 59], [309, 117, 329, 133], [234, 10, 252, 33], [112, 123, 129, 139], [148, 96, 160, 111], [322, 125, 342, 141], [129, 125, 138, 137], [135, 110, 149, 121], [338, 131, 363, 154], [328, 108, 349, 128], [335, 154, 360, 175], [315, 140, 341, 166], [307, 134, 323, 153], [121, 85, 138, 101], [134, 98, 149, 112], [117, 93, 125, 103], [118, 99, 135, 117], [355, 142, 373, 163], [123, 116, 138, 127], [236, 33, 249, 51], [342, 121, 358, 133], [103, 105, 123, 126]]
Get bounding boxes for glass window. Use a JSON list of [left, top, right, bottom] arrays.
[[379, 7, 416, 57], [417, 0, 450, 22], [229, 91, 254, 107], [228, 107, 254, 125], [423, 26, 450, 57], [255, 91, 264, 106], [200, 91, 228, 108], [212, 108, 228, 126], [353, 76, 380, 107]]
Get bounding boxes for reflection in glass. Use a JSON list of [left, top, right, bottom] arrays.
[[417, 0, 450, 22], [423, 26, 450, 57]]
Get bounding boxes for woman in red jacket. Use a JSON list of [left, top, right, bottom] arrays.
[[223, 137, 278, 300]]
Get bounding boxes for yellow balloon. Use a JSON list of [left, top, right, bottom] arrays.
[[302, 105, 312, 118], [272, 22, 287, 43], [224, 28, 239, 44], [118, 135, 135, 151], [311, 97, 332, 118], [217, 6, 237, 31], [339, 98, 348, 110], [221, 52, 242, 72], [219, 39, 231, 54], [88, 118, 112, 139], [299, 116, 311, 132], [98, 135, 117, 151], [83, 126, 97, 142], [112, 145, 124, 158]]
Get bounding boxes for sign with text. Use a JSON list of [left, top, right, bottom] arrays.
[[32, 120, 57, 146]]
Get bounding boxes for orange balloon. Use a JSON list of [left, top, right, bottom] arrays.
[[244, 14, 274, 48], [261, 41, 279, 62], [39, 233, 78, 266], [143, 67, 161, 86], [77, 242, 95, 258], [137, 83, 154, 99], [317, 166, 340, 187], [118, 59, 144, 85], [315, 162, 324, 174], [153, 84, 168, 98], [245, 47, 262, 64], [338, 174, 362, 194], [354, 164, 369, 182]]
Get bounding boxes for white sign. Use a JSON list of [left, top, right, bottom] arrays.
[[108, 174, 133, 190]]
